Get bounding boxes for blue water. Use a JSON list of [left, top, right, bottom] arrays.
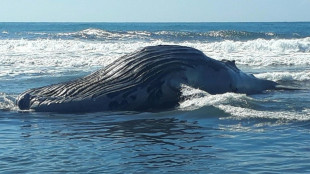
[[1, 22, 310, 173]]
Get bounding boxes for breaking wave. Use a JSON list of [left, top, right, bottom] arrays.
[[57, 29, 306, 42], [1, 37, 310, 79], [255, 71, 310, 82], [2, 27, 309, 42], [178, 85, 310, 121], [0, 92, 17, 111]]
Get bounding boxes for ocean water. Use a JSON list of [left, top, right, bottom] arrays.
[[1, 22, 310, 173]]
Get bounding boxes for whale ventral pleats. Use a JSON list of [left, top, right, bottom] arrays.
[[16, 45, 279, 113]]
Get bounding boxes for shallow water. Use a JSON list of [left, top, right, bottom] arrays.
[[1, 22, 310, 173], [1, 110, 310, 173]]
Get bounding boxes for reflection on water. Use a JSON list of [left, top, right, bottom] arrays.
[[1, 111, 310, 173], [0, 111, 219, 173]]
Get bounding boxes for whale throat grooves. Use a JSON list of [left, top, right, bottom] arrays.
[[16, 45, 208, 112]]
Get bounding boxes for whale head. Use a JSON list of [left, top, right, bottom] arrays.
[[186, 59, 278, 95], [232, 70, 277, 95], [215, 59, 277, 94]]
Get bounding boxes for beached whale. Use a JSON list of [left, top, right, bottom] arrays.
[[17, 45, 280, 113]]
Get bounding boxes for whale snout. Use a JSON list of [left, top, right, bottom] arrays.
[[16, 93, 32, 110], [235, 77, 277, 95]]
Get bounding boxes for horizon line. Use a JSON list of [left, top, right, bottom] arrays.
[[1, 21, 310, 23]]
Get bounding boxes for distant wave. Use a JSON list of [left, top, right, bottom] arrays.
[[1, 31, 8, 34], [153, 30, 280, 41], [198, 37, 310, 53], [255, 71, 310, 82], [191, 37, 310, 66], [1, 37, 309, 54], [61, 28, 295, 41], [1, 38, 310, 80], [58, 28, 152, 41], [2, 28, 308, 41]]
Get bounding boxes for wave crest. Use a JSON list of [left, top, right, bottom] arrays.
[[0, 93, 17, 111], [179, 85, 253, 110], [178, 85, 310, 121], [59, 28, 152, 41], [1, 39, 310, 79], [53, 28, 307, 42], [255, 71, 310, 82]]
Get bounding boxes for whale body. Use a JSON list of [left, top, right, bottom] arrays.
[[16, 45, 278, 113]]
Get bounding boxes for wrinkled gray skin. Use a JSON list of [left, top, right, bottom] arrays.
[[16, 45, 277, 113]]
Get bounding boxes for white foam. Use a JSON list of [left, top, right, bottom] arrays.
[[178, 85, 310, 121], [218, 105, 310, 121], [1, 38, 310, 78], [200, 37, 310, 53], [0, 39, 163, 78], [58, 28, 152, 40], [1, 31, 8, 34], [179, 85, 253, 110], [0, 93, 17, 111], [255, 71, 310, 82], [190, 37, 310, 67]]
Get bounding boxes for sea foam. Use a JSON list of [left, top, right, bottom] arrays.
[[179, 85, 310, 121], [255, 71, 310, 82], [1, 38, 309, 79]]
